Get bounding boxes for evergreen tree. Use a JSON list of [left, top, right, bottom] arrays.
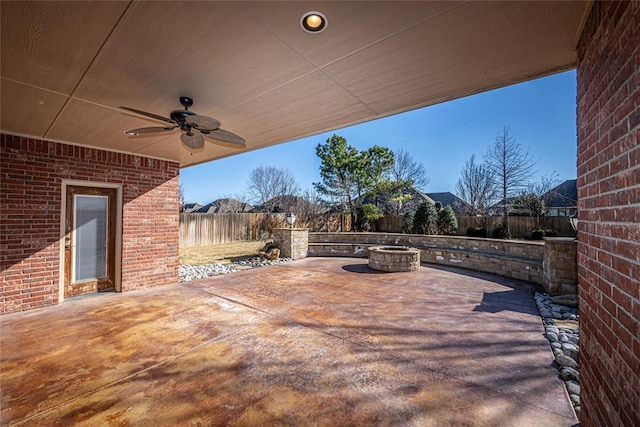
[[437, 205, 458, 235], [314, 134, 394, 229], [412, 201, 438, 234]]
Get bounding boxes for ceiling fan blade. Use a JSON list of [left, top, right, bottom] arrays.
[[120, 106, 176, 125], [185, 115, 220, 131], [124, 126, 176, 136], [202, 128, 246, 147], [180, 132, 205, 150]]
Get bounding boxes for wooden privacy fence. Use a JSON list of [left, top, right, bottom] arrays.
[[374, 214, 575, 237], [180, 213, 575, 247], [180, 213, 350, 247], [453, 215, 576, 237]]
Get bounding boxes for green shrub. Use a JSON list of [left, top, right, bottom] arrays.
[[412, 201, 438, 234], [466, 227, 488, 237], [402, 211, 414, 234], [531, 229, 545, 240], [437, 205, 458, 235], [545, 229, 558, 237], [492, 222, 509, 239], [355, 204, 382, 231]]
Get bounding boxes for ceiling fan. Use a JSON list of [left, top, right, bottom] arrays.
[[120, 96, 245, 150]]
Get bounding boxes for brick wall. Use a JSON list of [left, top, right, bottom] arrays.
[[1, 134, 180, 313], [576, 1, 639, 426]]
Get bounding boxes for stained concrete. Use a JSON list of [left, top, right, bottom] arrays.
[[1, 258, 578, 426]]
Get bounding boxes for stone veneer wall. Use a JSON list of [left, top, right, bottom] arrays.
[[310, 232, 546, 258], [273, 228, 308, 260], [543, 238, 577, 295], [576, 1, 639, 426], [308, 232, 547, 286], [1, 134, 180, 313]]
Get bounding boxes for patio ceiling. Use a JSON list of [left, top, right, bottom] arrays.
[[1, 1, 591, 168]]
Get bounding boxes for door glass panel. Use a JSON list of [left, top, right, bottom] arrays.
[[74, 195, 108, 281]]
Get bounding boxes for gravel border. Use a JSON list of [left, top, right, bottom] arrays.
[[534, 292, 581, 419], [179, 257, 292, 282]]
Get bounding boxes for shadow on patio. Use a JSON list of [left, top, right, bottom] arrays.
[[0, 258, 578, 426]]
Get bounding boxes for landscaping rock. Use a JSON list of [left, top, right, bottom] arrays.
[[561, 342, 579, 360], [570, 394, 581, 405], [551, 294, 578, 308], [565, 380, 581, 396], [560, 367, 580, 382], [556, 354, 579, 369], [546, 332, 559, 342], [179, 257, 292, 282]]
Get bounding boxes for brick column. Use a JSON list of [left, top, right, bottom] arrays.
[[273, 228, 309, 260], [543, 237, 577, 295]]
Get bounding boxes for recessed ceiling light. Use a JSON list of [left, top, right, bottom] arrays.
[[301, 11, 327, 33]]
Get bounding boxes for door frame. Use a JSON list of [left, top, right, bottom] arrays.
[[59, 180, 123, 303]]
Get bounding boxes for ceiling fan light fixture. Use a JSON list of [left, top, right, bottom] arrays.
[[301, 11, 327, 33]]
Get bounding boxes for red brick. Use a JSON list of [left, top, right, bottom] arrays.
[[1, 134, 179, 313], [577, 1, 640, 425]]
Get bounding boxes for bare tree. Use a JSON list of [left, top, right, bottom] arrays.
[[385, 149, 429, 216], [179, 182, 186, 212], [299, 188, 327, 216], [392, 149, 430, 190], [247, 166, 300, 205], [528, 172, 560, 207], [484, 126, 537, 238], [455, 154, 498, 216]]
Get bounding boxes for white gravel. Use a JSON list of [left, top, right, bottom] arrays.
[[179, 257, 292, 282]]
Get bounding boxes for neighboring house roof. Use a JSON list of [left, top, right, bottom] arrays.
[[487, 197, 518, 215], [543, 179, 577, 208], [425, 192, 469, 212], [251, 195, 330, 214], [367, 188, 435, 216], [181, 202, 202, 213], [194, 198, 253, 213]]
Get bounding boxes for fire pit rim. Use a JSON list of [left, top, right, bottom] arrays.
[[368, 245, 419, 253], [368, 245, 421, 272]]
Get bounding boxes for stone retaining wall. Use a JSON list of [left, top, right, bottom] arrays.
[[307, 232, 575, 289], [309, 232, 545, 259]]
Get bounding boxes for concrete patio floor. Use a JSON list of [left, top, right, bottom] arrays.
[[1, 258, 578, 426]]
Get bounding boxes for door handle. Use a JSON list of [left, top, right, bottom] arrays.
[[65, 236, 70, 249]]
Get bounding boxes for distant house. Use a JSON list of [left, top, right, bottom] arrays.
[[486, 179, 577, 217], [180, 202, 202, 213], [374, 188, 435, 216], [194, 198, 253, 214], [487, 197, 518, 216], [251, 195, 330, 214], [425, 192, 470, 213], [368, 189, 468, 216], [543, 179, 577, 217]]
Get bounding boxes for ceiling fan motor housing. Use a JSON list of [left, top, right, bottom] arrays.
[[170, 109, 196, 124]]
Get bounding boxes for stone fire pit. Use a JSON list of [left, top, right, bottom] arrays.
[[368, 246, 420, 272]]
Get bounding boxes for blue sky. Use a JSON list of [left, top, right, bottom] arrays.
[[181, 70, 577, 205]]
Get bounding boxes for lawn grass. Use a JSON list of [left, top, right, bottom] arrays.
[[179, 240, 266, 265]]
